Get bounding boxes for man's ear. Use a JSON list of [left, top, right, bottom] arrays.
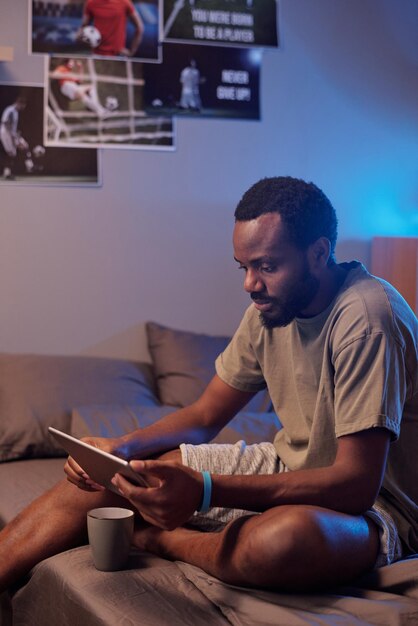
[[308, 237, 331, 270]]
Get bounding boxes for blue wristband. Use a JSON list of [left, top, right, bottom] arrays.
[[198, 470, 212, 513]]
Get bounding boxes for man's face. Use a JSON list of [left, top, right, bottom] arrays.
[[233, 212, 320, 328]]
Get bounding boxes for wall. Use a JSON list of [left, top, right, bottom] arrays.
[[0, 0, 417, 361]]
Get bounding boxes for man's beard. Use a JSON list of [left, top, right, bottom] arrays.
[[253, 268, 320, 329]]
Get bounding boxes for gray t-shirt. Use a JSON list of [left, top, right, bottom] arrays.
[[216, 262, 418, 553]]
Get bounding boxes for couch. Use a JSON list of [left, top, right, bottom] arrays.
[[1, 322, 417, 625]]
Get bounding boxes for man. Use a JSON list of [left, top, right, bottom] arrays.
[[79, 0, 144, 58], [179, 59, 204, 111], [0, 177, 416, 592], [51, 59, 108, 118], [0, 96, 28, 180]]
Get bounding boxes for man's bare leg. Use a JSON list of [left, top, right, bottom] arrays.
[[0, 479, 126, 591], [133, 504, 380, 591], [0, 449, 182, 592]]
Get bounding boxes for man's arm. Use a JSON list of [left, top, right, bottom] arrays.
[[64, 374, 256, 484], [119, 374, 254, 456], [121, 9, 144, 56], [112, 427, 391, 530], [3, 111, 14, 133], [210, 427, 391, 514], [76, 3, 91, 39]]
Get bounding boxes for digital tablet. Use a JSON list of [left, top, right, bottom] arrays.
[[48, 427, 148, 494]]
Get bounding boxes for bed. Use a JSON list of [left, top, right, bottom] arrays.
[[1, 322, 417, 625]]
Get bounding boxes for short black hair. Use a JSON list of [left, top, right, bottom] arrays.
[[235, 176, 338, 261]]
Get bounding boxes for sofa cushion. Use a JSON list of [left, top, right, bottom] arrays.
[[146, 322, 272, 413], [71, 404, 174, 440], [0, 354, 159, 462], [71, 404, 281, 446]]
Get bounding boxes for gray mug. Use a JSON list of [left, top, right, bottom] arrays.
[[87, 507, 134, 571]]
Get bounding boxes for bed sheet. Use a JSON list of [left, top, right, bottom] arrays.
[[10, 547, 418, 626]]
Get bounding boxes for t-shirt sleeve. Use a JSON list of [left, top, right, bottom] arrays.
[[333, 331, 406, 440], [215, 307, 267, 393]]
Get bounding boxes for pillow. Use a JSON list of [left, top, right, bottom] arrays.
[[72, 405, 281, 446], [146, 322, 272, 412], [0, 354, 159, 462], [71, 404, 174, 440], [146, 322, 230, 407]]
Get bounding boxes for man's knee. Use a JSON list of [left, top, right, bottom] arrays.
[[232, 507, 314, 573], [214, 507, 303, 585], [216, 505, 378, 589]]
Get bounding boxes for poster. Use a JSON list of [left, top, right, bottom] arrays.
[[0, 82, 100, 186], [163, 0, 278, 48], [144, 43, 261, 119], [45, 56, 175, 150], [30, 0, 161, 63]]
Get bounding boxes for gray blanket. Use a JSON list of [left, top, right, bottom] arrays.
[[10, 548, 418, 625]]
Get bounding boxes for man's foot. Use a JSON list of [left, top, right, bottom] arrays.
[[3, 168, 14, 180], [133, 521, 207, 563], [97, 107, 112, 120]]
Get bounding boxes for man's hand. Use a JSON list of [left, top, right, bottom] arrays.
[[64, 436, 126, 491], [16, 136, 29, 151], [111, 460, 204, 530], [118, 47, 132, 57]]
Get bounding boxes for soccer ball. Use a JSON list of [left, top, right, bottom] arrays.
[[33, 145, 46, 158], [81, 25, 102, 49], [105, 96, 119, 111], [25, 158, 35, 173]]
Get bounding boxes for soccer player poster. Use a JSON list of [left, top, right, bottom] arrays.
[[45, 56, 176, 150], [163, 0, 278, 48], [144, 43, 261, 120], [0, 83, 100, 186], [30, 0, 162, 63]]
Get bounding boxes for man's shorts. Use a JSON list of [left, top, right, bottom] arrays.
[[180, 440, 403, 569], [60, 81, 81, 101]]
